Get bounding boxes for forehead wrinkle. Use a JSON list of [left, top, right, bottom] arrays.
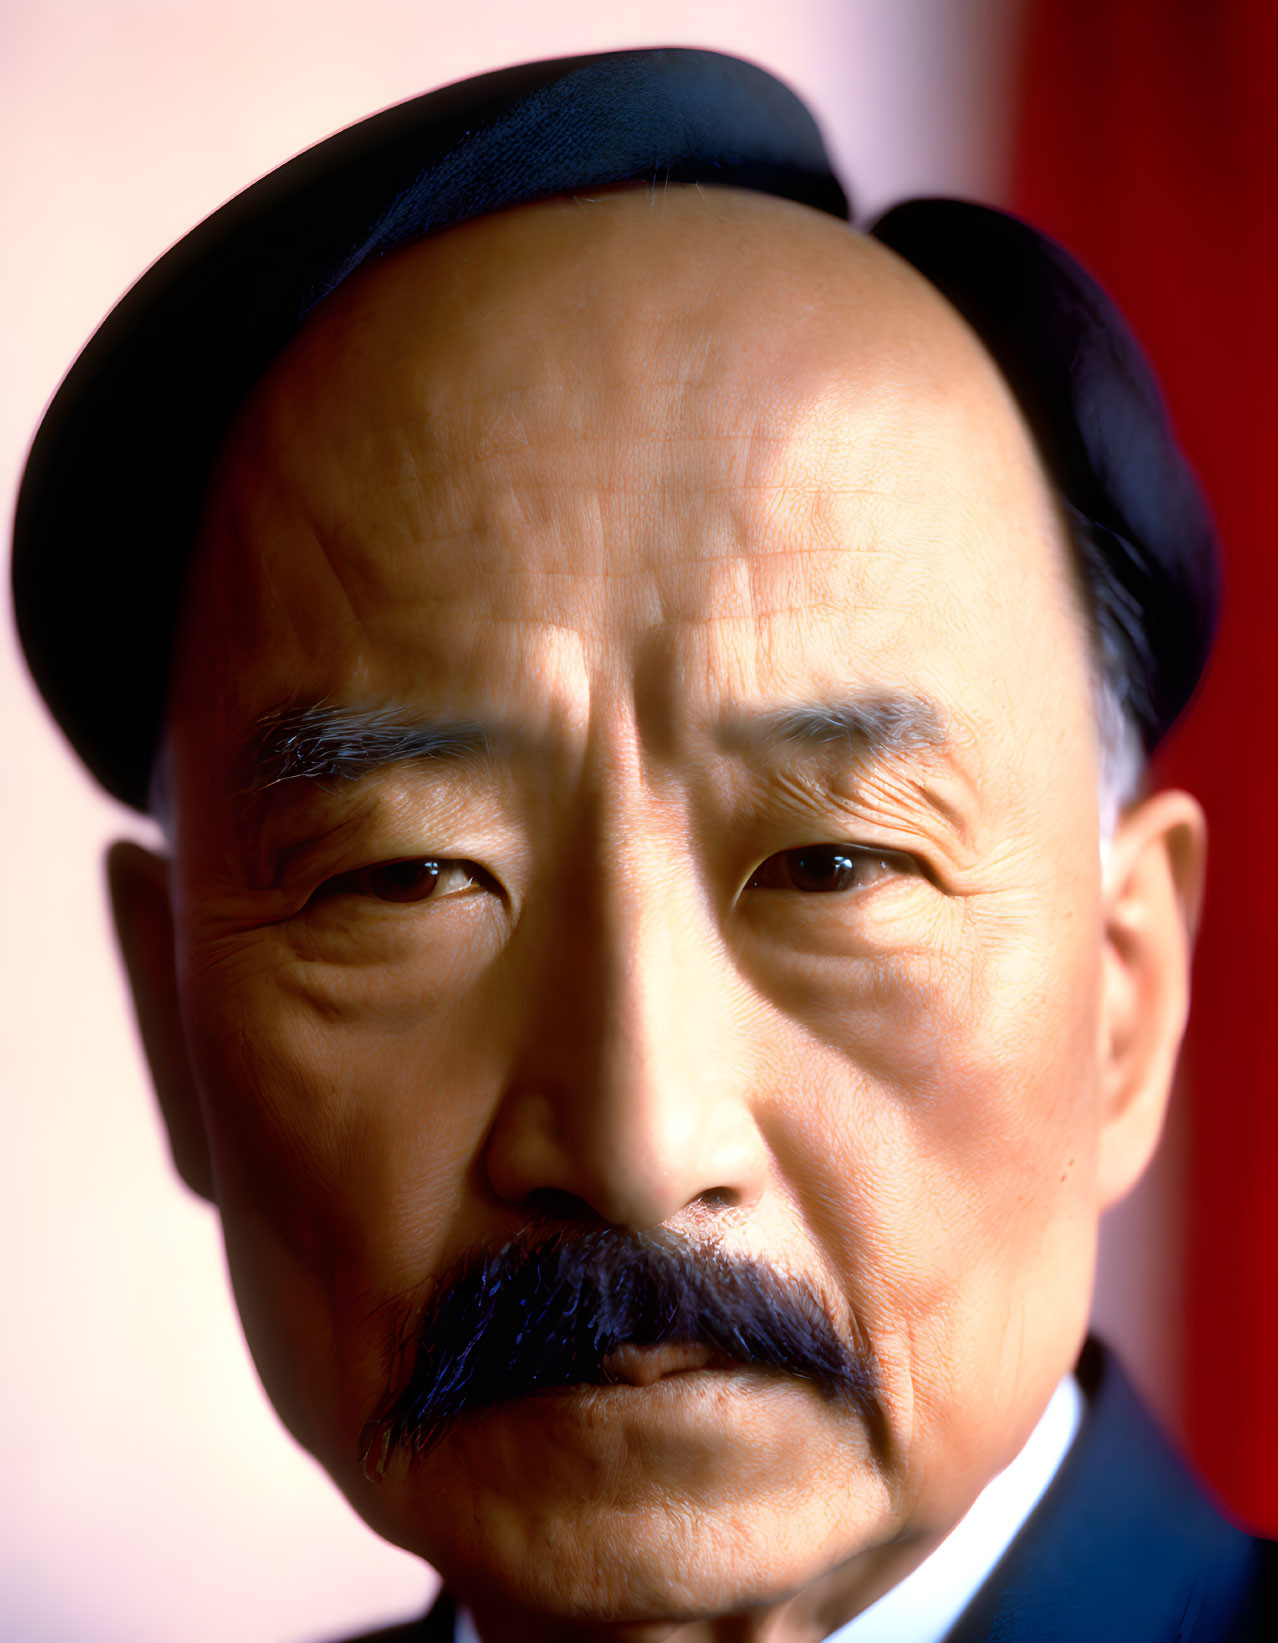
[[364, 422, 823, 523], [257, 323, 919, 625], [411, 367, 777, 437], [304, 353, 870, 537], [358, 449, 900, 613], [335, 330, 804, 480]]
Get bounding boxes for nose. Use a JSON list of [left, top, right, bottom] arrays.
[[483, 816, 769, 1233]]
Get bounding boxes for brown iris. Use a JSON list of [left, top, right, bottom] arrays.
[[311, 858, 464, 907], [359, 859, 446, 902], [747, 844, 903, 893]]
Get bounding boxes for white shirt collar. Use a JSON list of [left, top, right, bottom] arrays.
[[825, 1373, 1082, 1642], [454, 1374, 1082, 1643]]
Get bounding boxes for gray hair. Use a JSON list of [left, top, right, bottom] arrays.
[[1066, 506, 1149, 855], [1096, 669, 1146, 854]]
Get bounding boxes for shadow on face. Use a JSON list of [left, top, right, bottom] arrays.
[[107, 184, 1205, 1638]]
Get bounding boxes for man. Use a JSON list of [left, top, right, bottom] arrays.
[[11, 47, 1275, 1643]]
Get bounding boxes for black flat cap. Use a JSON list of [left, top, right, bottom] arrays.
[[11, 46, 1218, 811]]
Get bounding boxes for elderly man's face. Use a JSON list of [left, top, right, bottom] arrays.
[[113, 186, 1201, 1635]]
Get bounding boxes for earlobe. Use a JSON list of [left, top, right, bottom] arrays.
[[106, 840, 216, 1202], [1095, 789, 1207, 1210]]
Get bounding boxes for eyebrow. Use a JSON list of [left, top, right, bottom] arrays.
[[722, 691, 951, 765], [242, 689, 952, 799], [245, 703, 499, 792]]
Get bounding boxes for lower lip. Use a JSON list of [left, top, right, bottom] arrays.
[[530, 1363, 775, 1416], [438, 1365, 817, 1505], [437, 1361, 874, 1499]]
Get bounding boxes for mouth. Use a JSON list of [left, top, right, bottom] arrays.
[[364, 1228, 881, 1470], [596, 1342, 739, 1386]]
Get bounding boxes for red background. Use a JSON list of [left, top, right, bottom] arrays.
[[1013, 0, 1278, 1533]]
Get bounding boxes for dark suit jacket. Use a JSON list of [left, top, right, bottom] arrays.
[[343, 1340, 1277, 1642]]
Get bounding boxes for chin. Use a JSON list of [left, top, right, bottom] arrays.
[[432, 1485, 890, 1634], [350, 1373, 898, 1628]]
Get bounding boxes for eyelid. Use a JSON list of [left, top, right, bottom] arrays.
[[744, 841, 921, 894], [261, 780, 509, 895], [308, 855, 497, 907]]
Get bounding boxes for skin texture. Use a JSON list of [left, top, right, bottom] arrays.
[[110, 185, 1206, 1642]]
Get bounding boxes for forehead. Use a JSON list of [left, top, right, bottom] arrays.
[[169, 186, 1090, 804]]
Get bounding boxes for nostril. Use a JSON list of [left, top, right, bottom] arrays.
[[698, 1187, 739, 1211]]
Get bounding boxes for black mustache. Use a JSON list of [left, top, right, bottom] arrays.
[[362, 1226, 880, 1472]]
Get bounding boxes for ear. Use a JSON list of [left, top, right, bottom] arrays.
[[1095, 788, 1207, 1210], [106, 840, 215, 1202]]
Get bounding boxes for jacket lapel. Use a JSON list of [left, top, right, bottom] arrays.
[[945, 1339, 1266, 1642]]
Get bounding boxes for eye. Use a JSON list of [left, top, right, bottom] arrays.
[[311, 857, 488, 906], [746, 843, 914, 893]]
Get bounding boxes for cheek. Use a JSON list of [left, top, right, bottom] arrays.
[[181, 904, 516, 1223], [753, 887, 1103, 1158], [755, 895, 1103, 1499], [177, 928, 516, 1451]]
